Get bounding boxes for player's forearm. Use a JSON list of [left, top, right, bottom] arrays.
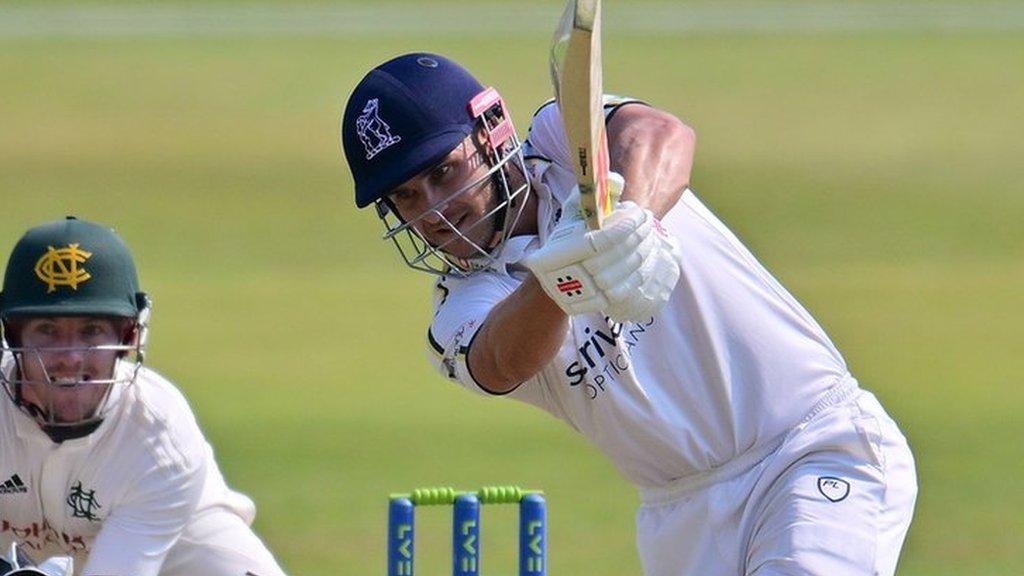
[[608, 105, 696, 219], [467, 275, 568, 394]]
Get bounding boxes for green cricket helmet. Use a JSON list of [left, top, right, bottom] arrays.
[[0, 217, 151, 441]]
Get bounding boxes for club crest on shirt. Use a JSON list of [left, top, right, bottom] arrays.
[[67, 481, 102, 522], [817, 476, 850, 502]]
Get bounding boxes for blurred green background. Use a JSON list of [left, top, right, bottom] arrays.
[[2, 1, 1022, 574]]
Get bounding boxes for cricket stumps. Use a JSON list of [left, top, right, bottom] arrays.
[[387, 486, 547, 576]]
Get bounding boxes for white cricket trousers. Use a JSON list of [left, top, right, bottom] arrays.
[[159, 508, 287, 576], [636, 381, 917, 576]]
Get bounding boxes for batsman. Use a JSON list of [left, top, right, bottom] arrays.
[[340, 6, 916, 575]]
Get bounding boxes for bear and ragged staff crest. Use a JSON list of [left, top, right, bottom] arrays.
[[356, 98, 402, 160]]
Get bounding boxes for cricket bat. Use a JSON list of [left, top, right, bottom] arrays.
[[550, 0, 611, 231]]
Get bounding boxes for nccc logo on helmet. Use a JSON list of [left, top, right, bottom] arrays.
[[34, 243, 93, 293]]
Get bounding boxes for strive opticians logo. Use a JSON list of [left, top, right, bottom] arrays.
[[564, 316, 655, 399]]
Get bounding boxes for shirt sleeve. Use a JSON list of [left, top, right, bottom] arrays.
[[426, 273, 517, 395], [524, 95, 649, 169], [81, 453, 206, 576], [424, 273, 562, 418]]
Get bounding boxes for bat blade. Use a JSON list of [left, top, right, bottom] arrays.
[[550, 0, 610, 230]]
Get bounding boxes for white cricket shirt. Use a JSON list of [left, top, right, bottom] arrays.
[[0, 361, 256, 575], [427, 98, 852, 488]]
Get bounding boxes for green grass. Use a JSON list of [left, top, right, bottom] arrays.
[[2, 7, 1022, 575]]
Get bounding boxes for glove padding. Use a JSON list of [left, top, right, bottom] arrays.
[[526, 196, 683, 323], [597, 203, 683, 322], [2, 558, 73, 576], [0, 543, 73, 576]]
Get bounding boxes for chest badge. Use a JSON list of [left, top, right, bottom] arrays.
[[67, 481, 102, 522]]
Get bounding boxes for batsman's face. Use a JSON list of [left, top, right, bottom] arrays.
[[15, 317, 124, 424], [386, 135, 502, 259]]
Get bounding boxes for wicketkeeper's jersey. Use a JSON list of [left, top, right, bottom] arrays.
[[0, 362, 258, 574], [427, 98, 852, 488]]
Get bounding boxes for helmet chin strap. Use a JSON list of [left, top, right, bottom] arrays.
[[41, 420, 103, 443], [7, 346, 130, 444], [488, 173, 510, 240], [12, 383, 104, 443]]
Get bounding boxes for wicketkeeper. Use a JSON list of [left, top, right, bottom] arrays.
[[0, 217, 287, 575], [340, 53, 917, 575]]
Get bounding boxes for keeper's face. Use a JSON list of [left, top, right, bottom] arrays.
[[14, 316, 125, 424], [385, 133, 503, 260]]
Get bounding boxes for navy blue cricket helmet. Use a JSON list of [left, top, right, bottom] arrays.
[[342, 53, 489, 208], [340, 53, 530, 276]]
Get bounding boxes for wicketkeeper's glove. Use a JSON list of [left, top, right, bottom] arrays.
[[525, 176, 683, 323], [0, 542, 73, 576]]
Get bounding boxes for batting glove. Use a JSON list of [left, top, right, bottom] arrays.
[[526, 177, 683, 322], [524, 217, 610, 317], [523, 173, 626, 317], [0, 543, 73, 576], [600, 204, 683, 323]]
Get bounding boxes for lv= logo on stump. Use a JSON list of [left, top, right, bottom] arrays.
[[388, 486, 547, 576]]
